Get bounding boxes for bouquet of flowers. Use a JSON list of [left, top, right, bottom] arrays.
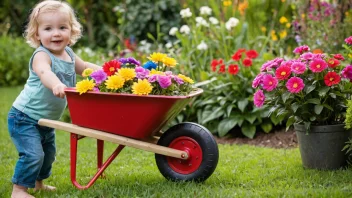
[[76, 53, 194, 96], [252, 44, 352, 130]]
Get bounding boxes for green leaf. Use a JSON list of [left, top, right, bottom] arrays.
[[322, 104, 333, 111], [306, 98, 320, 105], [291, 102, 300, 113], [286, 116, 295, 131], [218, 118, 237, 137], [318, 87, 330, 97], [226, 105, 234, 117], [245, 113, 257, 124], [238, 99, 248, 112], [305, 84, 316, 94], [314, 105, 324, 115], [201, 107, 224, 124], [329, 92, 336, 99], [281, 92, 291, 103], [261, 122, 272, 133], [241, 124, 256, 139]]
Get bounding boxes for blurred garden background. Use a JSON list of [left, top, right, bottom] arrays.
[[0, 0, 351, 139]]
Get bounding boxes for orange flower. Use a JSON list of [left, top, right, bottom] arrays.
[[313, 49, 323, 54]]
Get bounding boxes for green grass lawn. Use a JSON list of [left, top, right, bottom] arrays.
[[1, 86, 352, 197]]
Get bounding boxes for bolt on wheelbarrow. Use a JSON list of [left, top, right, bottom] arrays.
[[38, 88, 219, 190]]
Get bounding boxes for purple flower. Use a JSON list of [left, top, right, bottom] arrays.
[[173, 75, 184, 85], [118, 57, 141, 66], [90, 69, 107, 84], [135, 66, 149, 79], [342, 65, 352, 82], [260, 58, 283, 72], [148, 75, 158, 83], [93, 87, 100, 92], [252, 73, 264, 88], [158, 75, 172, 88], [300, 52, 314, 60]]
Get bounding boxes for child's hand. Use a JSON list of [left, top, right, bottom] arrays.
[[52, 83, 67, 98]]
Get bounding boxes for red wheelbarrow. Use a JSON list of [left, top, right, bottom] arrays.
[[38, 88, 219, 190]]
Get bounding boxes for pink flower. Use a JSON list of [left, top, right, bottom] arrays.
[[158, 75, 172, 88], [253, 90, 265, 107], [286, 77, 305, 93], [333, 54, 345, 61], [262, 74, 278, 91], [252, 73, 264, 88], [300, 52, 314, 61], [275, 65, 291, 80], [291, 62, 306, 74], [345, 36, 352, 45], [293, 45, 310, 54], [309, 58, 327, 73], [341, 65, 352, 82]]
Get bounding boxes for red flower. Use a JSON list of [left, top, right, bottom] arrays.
[[245, 50, 259, 59], [242, 58, 252, 67], [232, 52, 242, 61], [228, 64, 239, 75], [275, 65, 291, 80], [211, 59, 223, 72], [324, 71, 341, 86], [219, 64, 226, 73], [236, 48, 246, 54], [333, 54, 345, 61], [327, 58, 340, 68], [102, 59, 121, 76]]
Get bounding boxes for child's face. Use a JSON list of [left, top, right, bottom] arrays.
[[36, 11, 71, 55]]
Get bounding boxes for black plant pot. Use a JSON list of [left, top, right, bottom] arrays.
[[294, 124, 352, 170]]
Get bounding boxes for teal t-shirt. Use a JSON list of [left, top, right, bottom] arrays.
[[13, 45, 76, 120]]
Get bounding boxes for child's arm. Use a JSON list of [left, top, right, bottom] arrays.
[[75, 55, 101, 76], [32, 52, 67, 98]]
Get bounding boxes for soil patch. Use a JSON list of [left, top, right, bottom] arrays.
[[215, 128, 298, 149]]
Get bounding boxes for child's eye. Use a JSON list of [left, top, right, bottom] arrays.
[[44, 27, 51, 31], [60, 26, 67, 30]]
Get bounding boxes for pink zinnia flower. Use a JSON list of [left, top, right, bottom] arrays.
[[275, 65, 291, 80], [286, 77, 304, 93], [252, 73, 264, 88], [333, 54, 345, 61], [253, 89, 265, 107], [291, 62, 306, 74], [345, 36, 352, 45], [309, 58, 327, 73], [293, 45, 310, 54], [300, 52, 314, 61], [341, 65, 352, 82], [262, 74, 278, 91]]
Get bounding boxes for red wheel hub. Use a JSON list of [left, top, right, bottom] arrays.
[[167, 136, 203, 174]]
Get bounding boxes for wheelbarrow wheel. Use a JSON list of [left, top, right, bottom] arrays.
[[155, 122, 219, 182]]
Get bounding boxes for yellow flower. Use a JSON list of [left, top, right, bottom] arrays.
[[162, 57, 177, 67], [105, 75, 125, 90], [82, 68, 93, 77], [150, 69, 165, 75], [117, 68, 136, 81], [271, 34, 278, 41], [285, 23, 291, 28], [132, 79, 153, 95], [271, 30, 276, 35], [279, 16, 288, 24], [301, 14, 305, 19], [279, 30, 287, 39], [147, 52, 167, 63], [178, 74, 194, 84], [76, 79, 95, 95], [260, 26, 267, 32], [223, 0, 232, 7]]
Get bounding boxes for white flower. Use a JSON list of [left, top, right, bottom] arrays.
[[180, 8, 192, 18], [197, 41, 208, 50], [180, 25, 191, 35], [209, 17, 219, 25], [112, 6, 124, 13], [225, 17, 239, 30], [195, 17, 209, 27], [169, 27, 178, 36], [165, 42, 173, 49], [200, 6, 212, 15]]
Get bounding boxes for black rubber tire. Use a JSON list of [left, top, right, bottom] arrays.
[[155, 122, 219, 182]]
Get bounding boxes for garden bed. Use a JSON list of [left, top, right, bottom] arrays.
[[215, 129, 298, 149]]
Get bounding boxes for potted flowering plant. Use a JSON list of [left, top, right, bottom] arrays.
[[76, 52, 194, 96], [252, 42, 352, 170]]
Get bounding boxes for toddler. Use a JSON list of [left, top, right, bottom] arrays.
[[7, 1, 100, 197]]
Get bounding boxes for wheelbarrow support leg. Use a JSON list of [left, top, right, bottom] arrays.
[[97, 139, 104, 170], [70, 133, 125, 189]]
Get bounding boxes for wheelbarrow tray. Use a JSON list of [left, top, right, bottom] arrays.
[[65, 88, 203, 139]]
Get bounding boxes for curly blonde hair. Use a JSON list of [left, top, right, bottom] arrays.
[[24, 0, 82, 48]]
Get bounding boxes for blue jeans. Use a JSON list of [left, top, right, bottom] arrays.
[[7, 107, 56, 188]]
